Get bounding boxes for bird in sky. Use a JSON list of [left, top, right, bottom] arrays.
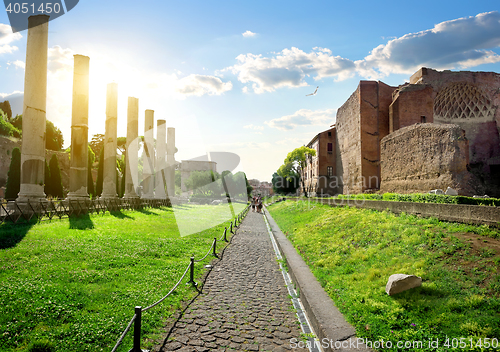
[[306, 86, 319, 96]]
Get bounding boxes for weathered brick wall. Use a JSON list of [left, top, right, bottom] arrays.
[[380, 123, 480, 196], [389, 84, 434, 133], [336, 84, 362, 193]]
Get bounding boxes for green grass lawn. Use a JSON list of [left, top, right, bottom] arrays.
[[268, 201, 500, 351], [0, 203, 246, 352]]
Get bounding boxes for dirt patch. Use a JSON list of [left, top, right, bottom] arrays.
[[456, 232, 500, 255]]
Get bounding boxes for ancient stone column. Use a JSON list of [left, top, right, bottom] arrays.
[[67, 55, 90, 200], [101, 83, 118, 199], [17, 15, 49, 203], [124, 97, 140, 199], [166, 127, 176, 197], [155, 120, 166, 199], [142, 110, 155, 199]]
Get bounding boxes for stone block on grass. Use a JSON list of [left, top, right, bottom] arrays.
[[385, 274, 422, 295]]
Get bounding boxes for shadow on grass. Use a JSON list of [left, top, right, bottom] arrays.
[[69, 213, 95, 230], [0, 220, 35, 249], [109, 210, 134, 219], [137, 208, 160, 216]]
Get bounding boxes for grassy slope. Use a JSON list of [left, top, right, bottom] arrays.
[[268, 201, 500, 351], [0, 203, 245, 352]]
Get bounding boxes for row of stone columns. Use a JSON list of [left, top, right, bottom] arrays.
[[16, 14, 176, 203]]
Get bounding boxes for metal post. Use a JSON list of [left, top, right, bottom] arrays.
[[187, 257, 197, 286], [230, 222, 233, 234], [212, 237, 218, 258], [133, 306, 142, 352], [223, 227, 228, 242]]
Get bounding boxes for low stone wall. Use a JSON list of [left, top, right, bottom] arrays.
[[287, 197, 500, 227]]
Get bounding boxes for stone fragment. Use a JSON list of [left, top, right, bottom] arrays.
[[429, 189, 444, 195], [385, 274, 422, 295], [445, 187, 458, 196]]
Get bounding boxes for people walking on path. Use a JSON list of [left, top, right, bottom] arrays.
[[156, 211, 308, 352]]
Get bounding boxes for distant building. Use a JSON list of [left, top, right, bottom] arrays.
[[301, 126, 337, 196], [248, 179, 273, 197], [180, 160, 217, 193]]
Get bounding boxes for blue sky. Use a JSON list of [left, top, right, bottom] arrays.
[[1, 0, 500, 181]]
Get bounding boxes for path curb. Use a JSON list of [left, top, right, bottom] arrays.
[[264, 207, 372, 352]]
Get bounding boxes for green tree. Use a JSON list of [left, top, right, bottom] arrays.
[[184, 170, 221, 197], [46, 120, 64, 151], [89, 134, 104, 163], [95, 147, 104, 196], [48, 154, 64, 199], [87, 146, 95, 198], [120, 152, 126, 197], [10, 114, 22, 131], [272, 171, 300, 195], [5, 147, 21, 200], [0, 109, 21, 138], [0, 100, 12, 120], [44, 160, 51, 197], [277, 146, 316, 197]]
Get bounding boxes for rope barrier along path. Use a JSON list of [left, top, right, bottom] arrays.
[[263, 209, 323, 352], [109, 207, 250, 352]]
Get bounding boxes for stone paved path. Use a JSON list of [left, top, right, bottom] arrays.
[[156, 210, 309, 352]]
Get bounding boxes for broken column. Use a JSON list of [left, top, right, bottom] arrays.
[[101, 83, 118, 199], [17, 15, 50, 203], [155, 120, 166, 199], [166, 127, 176, 197], [124, 97, 139, 199], [142, 110, 155, 199], [67, 55, 90, 200]]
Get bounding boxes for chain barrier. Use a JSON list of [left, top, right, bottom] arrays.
[[110, 204, 250, 352]]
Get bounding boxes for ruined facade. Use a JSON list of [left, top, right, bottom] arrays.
[[302, 126, 337, 196], [304, 67, 500, 197]]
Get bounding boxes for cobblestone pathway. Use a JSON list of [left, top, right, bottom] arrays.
[[157, 211, 308, 352]]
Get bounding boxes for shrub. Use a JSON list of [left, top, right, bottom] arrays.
[[48, 154, 64, 199], [5, 147, 21, 200]]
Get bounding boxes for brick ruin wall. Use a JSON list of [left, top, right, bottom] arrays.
[[336, 84, 362, 193], [380, 123, 481, 196]]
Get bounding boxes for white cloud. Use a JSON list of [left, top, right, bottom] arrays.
[[265, 108, 336, 131], [7, 60, 24, 69], [356, 11, 500, 79], [48, 45, 74, 73], [225, 11, 500, 92], [0, 23, 21, 54], [242, 30, 257, 38], [176, 74, 233, 97], [275, 137, 310, 146], [226, 47, 355, 93], [243, 124, 264, 130]]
